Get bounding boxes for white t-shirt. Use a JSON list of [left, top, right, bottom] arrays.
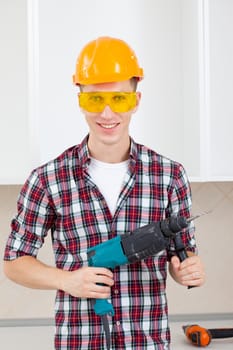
[[88, 157, 129, 216]]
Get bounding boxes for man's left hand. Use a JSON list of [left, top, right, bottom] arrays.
[[169, 254, 205, 287]]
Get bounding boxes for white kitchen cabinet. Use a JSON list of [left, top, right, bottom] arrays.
[[0, 0, 32, 184], [1, 0, 233, 183], [205, 0, 233, 180], [182, 0, 233, 181]]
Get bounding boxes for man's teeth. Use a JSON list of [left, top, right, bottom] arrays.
[[101, 124, 117, 129]]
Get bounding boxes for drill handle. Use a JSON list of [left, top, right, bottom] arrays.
[[173, 234, 194, 289], [173, 234, 189, 262], [176, 246, 189, 262], [93, 298, 114, 316]]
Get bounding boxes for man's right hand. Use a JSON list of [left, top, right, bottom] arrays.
[[4, 256, 114, 299], [60, 266, 114, 299]]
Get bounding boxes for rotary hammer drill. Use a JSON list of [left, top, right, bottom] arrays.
[[87, 215, 191, 317]]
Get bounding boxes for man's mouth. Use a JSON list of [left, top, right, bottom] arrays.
[[99, 123, 118, 129]]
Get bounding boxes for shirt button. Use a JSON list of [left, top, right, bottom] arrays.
[[114, 289, 119, 294], [116, 321, 121, 326]]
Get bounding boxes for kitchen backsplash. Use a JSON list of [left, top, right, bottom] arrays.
[[1, 183, 233, 318]]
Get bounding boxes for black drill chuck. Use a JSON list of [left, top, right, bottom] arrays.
[[121, 216, 189, 263], [160, 216, 188, 237]]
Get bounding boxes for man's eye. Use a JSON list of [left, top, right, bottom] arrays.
[[112, 95, 126, 102], [89, 95, 103, 103]]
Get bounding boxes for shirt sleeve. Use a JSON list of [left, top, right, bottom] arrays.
[[4, 170, 56, 260], [167, 163, 197, 259]]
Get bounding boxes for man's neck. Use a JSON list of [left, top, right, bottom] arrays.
[[87, 137, 131, 163]]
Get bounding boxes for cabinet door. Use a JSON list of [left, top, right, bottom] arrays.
[[207, 0, 233, 179], [0, 0, 32, 184], [183, 0, 233, 181]]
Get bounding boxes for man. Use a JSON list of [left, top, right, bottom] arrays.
[[4, 36, 205, 350]]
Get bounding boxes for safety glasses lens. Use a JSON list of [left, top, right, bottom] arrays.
[[78, 92, 137, 113]]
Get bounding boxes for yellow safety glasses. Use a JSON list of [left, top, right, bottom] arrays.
[[78, 91, 137, 113]]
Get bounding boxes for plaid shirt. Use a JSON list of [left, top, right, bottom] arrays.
[[4, 136, 196, 350]]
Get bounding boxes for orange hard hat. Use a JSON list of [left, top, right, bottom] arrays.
[[73, 36, 144, 85]]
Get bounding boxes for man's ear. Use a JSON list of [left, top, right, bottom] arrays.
[[131, 91, 141, 114], [136, 91, 141, 106]]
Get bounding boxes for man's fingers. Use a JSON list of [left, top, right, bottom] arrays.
[[95, 274, 114, 286], [90, 267, 114, 278], [171, 255, 181, 269]]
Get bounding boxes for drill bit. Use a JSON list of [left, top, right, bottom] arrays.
[[186, 210, 212, 224]]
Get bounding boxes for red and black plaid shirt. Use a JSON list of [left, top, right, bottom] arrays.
[[4, 136, 196, 349]]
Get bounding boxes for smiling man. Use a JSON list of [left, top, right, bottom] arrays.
[[4, 36, 205, 350], [79, 80, 140, 162]]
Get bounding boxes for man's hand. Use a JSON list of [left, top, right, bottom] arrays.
[[4, 257, 114, 299], [60, 266, 114, 299], [169, 254, 205, 287]]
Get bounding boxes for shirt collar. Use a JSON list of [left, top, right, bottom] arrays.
[[73, 135, 91, 168], [129, 137, 138, 164], [73, 134, 138, 168]]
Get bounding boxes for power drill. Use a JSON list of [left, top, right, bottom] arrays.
[[87, 215, 191, 317]]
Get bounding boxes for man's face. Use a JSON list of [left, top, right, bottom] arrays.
[[79, 80, 141, 148]]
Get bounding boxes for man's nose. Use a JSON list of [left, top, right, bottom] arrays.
[[99, 104, 114, 118]]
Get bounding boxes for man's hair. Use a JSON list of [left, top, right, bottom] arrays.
[[130, 77, 138, 91]]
